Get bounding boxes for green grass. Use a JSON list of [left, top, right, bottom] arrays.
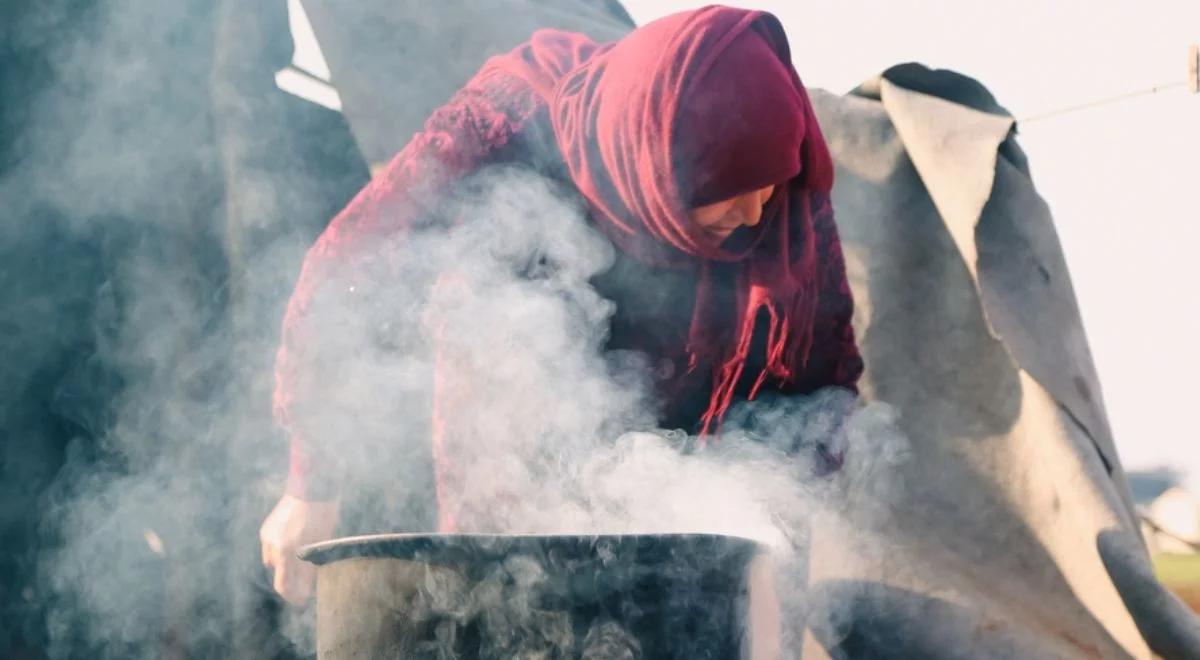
[[1153, 553, 1200, 586]]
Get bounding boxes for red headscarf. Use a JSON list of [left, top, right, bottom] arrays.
[[495, 7, 845, 431]]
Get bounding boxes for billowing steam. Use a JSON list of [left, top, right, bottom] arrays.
[[8, 4, 909, 658], [259, 165, 911, 654]]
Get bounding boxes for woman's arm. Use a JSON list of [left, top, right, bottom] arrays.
[[273, 66, 547, 496], [261, 60, 546, 602]]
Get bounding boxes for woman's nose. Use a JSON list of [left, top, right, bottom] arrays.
[[740, 186, 774, 227]]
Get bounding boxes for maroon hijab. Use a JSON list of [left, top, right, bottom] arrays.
[[497, 7, 845, 431]]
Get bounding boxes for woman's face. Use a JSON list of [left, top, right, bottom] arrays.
[[686, 184, 777, 241]]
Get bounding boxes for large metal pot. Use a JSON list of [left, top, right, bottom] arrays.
[[300, 533, 778, 659]]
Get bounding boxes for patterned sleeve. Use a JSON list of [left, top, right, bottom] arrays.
[[274, 63, 541, 499]]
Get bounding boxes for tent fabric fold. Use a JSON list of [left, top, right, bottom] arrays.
[[812, 63, 1199, 658]]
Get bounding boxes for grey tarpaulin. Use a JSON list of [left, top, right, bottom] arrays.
[[293, 3, 1200, 656], [299, 0, 635, 166], [804, 65, 1200, 659]]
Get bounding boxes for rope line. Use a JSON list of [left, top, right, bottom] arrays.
[[1019, 80, 1188, 124]]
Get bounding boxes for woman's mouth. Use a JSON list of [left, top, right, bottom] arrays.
[[705, 226, 738, 239], [703, 214, 746, 239]]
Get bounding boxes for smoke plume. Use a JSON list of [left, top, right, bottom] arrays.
[[3, 3, 909, 657]]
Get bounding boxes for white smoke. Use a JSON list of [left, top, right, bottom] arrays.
[[11, 5, 913, 657], [289, 165, 912, 655]]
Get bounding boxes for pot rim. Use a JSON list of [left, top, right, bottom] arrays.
[[298, 532, 763, 566]]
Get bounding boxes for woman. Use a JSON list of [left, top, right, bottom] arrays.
[[260, 5, 862, 604]]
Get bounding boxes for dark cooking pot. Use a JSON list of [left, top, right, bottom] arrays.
[[300, 533, 778, 659]]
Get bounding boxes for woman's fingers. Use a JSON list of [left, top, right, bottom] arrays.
[[260, 514, 282, 569], [260, 531, 274, 568], [272, 556, 291, 602], [263, 537, 314, 605], [273, 554, 315, 605], [263, 541, 282, 571], [258, 494, 339, 604]]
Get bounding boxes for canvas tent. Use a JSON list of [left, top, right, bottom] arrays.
[[805, 66, 1200, 659], [295, 0, 635, 167]]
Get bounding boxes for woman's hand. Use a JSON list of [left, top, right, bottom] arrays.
[[259, 494, 340, 605]]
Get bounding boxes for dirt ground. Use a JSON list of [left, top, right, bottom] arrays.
[[1153, 553, 1200, 613]]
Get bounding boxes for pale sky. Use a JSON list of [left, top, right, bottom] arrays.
[[625, 1, 1200, 486]]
